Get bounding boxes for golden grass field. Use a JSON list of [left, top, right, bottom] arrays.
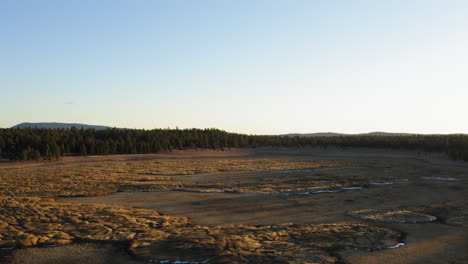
[[0, 147, 467, 264]]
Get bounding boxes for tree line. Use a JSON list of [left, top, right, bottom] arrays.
[[0, 128, 468, 161]]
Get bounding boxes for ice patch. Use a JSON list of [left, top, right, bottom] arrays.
[[303, 190, 341, 194], [149, 257, 214, 264], [394, 179, 409, 182], [142, 188, 185, 192], [0, 247, 15, 250], [370, 182, 393, 185], [142, 185, 365, 196], [222, 189, 237, 193], [387, 242, 405, 249], [401, 216, 437, 223], [343, 247, 373, 251], [314, 167, 342, 171], [302, 186, 363, 194], [150, 260, 201, 264], [421, 177, 460, 181], [269, 169, 312, 174], [341, 186, 363, 190]]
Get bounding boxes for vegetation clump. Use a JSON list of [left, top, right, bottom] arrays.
[[0, 196, 401, 264]]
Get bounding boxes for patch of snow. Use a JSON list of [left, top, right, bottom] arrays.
[[142, 188, 185, 192], [0, 247, 14, 250], [421, 177, 460, 181], [229, 169, 265, 172], [390, 179, 409, 182], [304, 190, 341, 194], [341, 186, 363, 190], [222, 189, 237, 193], [302, 186, 363, 194], [386, 242, 405, 249], [370, 182, 393, 185], [314, 167, 341, 171], [343, 247, 373, 251], [149, 257, 214, 264], [401, 216, 437, 223]]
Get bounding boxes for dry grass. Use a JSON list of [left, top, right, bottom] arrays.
[[0, 158, 342, 197], [0, 196, 402, 264], [1, 148, 467, 264]]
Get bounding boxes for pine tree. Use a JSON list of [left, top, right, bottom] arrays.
[[33, 150, 42, 161], [80, 144, 87, 155], [45, 145, 52, 160]]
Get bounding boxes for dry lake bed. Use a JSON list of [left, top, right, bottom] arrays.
[[0, 147, 467, 263]]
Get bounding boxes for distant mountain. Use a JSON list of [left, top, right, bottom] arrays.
[[282, 132, 416, 137], [285, 132, 346, 137], [363, 132, 415, 136], [12, 122, 112, 130]]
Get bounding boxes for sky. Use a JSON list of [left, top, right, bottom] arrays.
[[1, 0, 467, 135]]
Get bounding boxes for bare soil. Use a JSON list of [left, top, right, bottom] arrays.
[[1, 147, 467, 263]]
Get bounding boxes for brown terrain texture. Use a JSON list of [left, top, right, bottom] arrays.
[[0, 147, 467, 264]]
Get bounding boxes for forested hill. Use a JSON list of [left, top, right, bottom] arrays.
[[12, 122, 111, 130], [1, 128, 468, 161]]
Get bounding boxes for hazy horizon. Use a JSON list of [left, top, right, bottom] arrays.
[[2, 1, 468, 135]]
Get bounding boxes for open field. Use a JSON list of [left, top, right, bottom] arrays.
[[0, 147, 467, 263]]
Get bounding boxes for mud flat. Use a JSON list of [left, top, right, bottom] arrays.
[[7, 243, 143, 264], [1, 147, 468, 263], [337, 223, 468, 264]]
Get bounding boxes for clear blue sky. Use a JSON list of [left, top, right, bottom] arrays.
[[1, 0, 467, 134]]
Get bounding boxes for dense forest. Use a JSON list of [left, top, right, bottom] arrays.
[[1, 128, 468, 161]]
